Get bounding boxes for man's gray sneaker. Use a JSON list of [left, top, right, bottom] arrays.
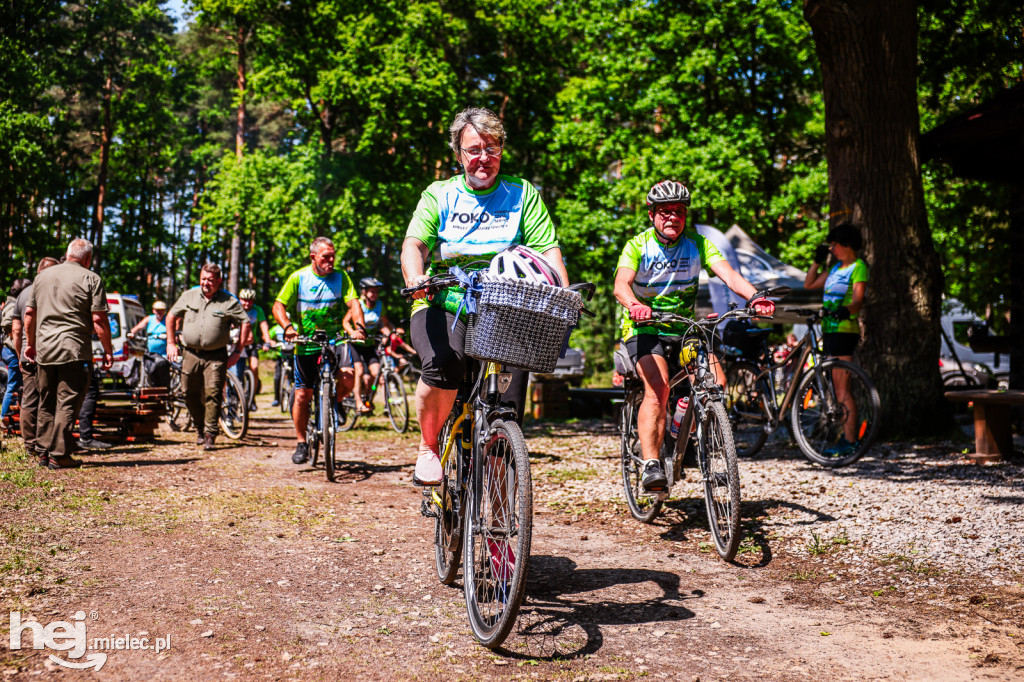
[[292, 442, 309, 465], [641, 459, 668, 492]]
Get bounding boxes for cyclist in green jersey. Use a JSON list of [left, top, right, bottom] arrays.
[[804, 222, 869, 457], [273, 237, 367, 465], [614, 180, 774, 492]]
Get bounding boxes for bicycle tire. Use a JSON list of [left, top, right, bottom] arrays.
[[336, 395, 359, 431], [434, 410, 464, 585], [463, 419, 532, 649], [166, 369, 190, 432], [699, 400, 742, 561], [790, 359, 880, 467], [321, 380, 337, 482], [619, 390, 663, 523], [280, 372, 294, 413], [306, 390, 321, 468], [219, 371, 249, 440], [242, 368, 256, 410], [384, 372, 409, 433], [725, 361, 771, 458]]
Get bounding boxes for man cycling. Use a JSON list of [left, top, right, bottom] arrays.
[[613, 180, 774, 492], [273, 237, 366, 466], [343, 277, 393, 413], [236, 288, 271, 409]]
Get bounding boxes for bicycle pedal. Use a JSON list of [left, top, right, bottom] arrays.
[[655, 491, 670, 502], [419, 498, 439, 518]]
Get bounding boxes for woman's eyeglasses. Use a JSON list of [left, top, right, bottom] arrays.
[[460, 145, 503, 159]]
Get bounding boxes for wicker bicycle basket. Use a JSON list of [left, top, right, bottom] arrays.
[[464, 275, 583, 373]]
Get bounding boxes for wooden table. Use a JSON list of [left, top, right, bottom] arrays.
[[944, 390, 1024, 462]]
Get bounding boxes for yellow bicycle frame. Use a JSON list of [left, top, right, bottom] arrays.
[[429, 361, 502, 510]]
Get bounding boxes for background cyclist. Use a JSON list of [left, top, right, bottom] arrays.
[[384, 326, 417, 375], [401, 106, 569, 486], [237, 288, 271, 410], [343, 277, 393, 413], [128, 300, 170, 387], [613, 180, 774, 493], [803, 222, 869, 457], [273, 236, 366, 466]]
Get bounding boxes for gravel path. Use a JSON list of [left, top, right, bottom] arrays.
[[527, 421, 1024, 588]]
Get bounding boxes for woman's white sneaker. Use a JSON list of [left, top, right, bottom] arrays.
[[413, 450, 442, 486]]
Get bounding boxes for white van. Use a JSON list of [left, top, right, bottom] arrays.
[[93, 293, 147, 376], [940, 299, 1008, 389]]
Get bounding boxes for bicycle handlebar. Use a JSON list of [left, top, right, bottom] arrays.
[[636, 305, 771, 330]]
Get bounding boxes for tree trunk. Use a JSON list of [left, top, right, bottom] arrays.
[[228, 24, 248, 296], [803, 0, 951, 436], [92, 75, 113, 269]]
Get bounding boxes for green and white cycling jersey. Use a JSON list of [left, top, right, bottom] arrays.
[[405, 174, 558, 317], [275, 265, 358, 356], [822, 258, 869, 335], [617, 227, 725, 339]]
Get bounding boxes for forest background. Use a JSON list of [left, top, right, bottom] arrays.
[[1, 0, 1022, 388]]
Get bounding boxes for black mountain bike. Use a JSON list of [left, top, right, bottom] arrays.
[[724, 306, 881, 467], [619, 301, 772, 562], [293, 331, 347, 483]]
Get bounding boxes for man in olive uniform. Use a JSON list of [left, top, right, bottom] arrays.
[[166, 263, 251, 450], [10, 257, 60, 460], [24, 240, 113, 469]]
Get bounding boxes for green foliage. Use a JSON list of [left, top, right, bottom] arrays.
[[2, 0, 1021, 376]]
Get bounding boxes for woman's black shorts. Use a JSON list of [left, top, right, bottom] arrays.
[[822, 332, 860, 358]]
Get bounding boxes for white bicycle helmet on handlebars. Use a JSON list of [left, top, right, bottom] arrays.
[[487, 245, 565, 287]]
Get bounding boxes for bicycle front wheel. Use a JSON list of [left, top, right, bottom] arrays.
[[725, 361, 770, 458], [619, 390, 663, 523], [243, 368, 256, 410], [434, 410, 464, 585], [700, 400, 742, 561], [321, 381, 337, 482], [384, 372, 409, 433], [306, 392, 321, 468], [463, 419, 532, 649], [280, 371, 294, 413], [790, 359, 880, 467], [219, 370, 249, 440]]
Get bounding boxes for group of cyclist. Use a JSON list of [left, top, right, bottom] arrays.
[[46, 105, 868, 496]]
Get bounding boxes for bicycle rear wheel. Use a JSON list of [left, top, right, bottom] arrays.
[[337, 395, 359, 431], [463, 419, 532, 649], [619, 390, 663, 523], [321, 380, 337, 482], [700, 400, 742, 561], [725, 361, 770, 457], [791, 359, 880, 467], [242, 368, 256, 410], [434, 410, 464, 585], [219, 371, 248, 440], [384, 372, 409, 433]]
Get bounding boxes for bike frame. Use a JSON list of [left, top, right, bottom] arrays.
[[746, 313, 830, 428]]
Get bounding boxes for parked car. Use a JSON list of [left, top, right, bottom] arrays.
[[941, 299, 1009, 390], [534, 347, 585, 386], [92, 293, 147, 378]]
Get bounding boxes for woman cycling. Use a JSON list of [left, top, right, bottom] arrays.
[[804, 222, 869, 458], [344, 277, 392, 413], [401, 106, 569, 486]]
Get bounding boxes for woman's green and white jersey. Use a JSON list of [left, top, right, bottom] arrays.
[[822, 258, 869, 335], [275, 265, 357, 356], [405, 174, 558, 317], [617, 227, 725, 339]]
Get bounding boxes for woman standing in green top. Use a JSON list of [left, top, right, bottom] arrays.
[[804, 222, 869, 457]]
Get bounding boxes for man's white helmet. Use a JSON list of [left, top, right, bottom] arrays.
[[488, 245, 565, 286]]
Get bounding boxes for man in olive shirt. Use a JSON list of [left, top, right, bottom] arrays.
[[10, 257, 60, 460], [24, 240, 113, 469], [166, 263, 251, 450]]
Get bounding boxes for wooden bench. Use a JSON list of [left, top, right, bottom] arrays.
[[944, 389, 1024, 462]]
